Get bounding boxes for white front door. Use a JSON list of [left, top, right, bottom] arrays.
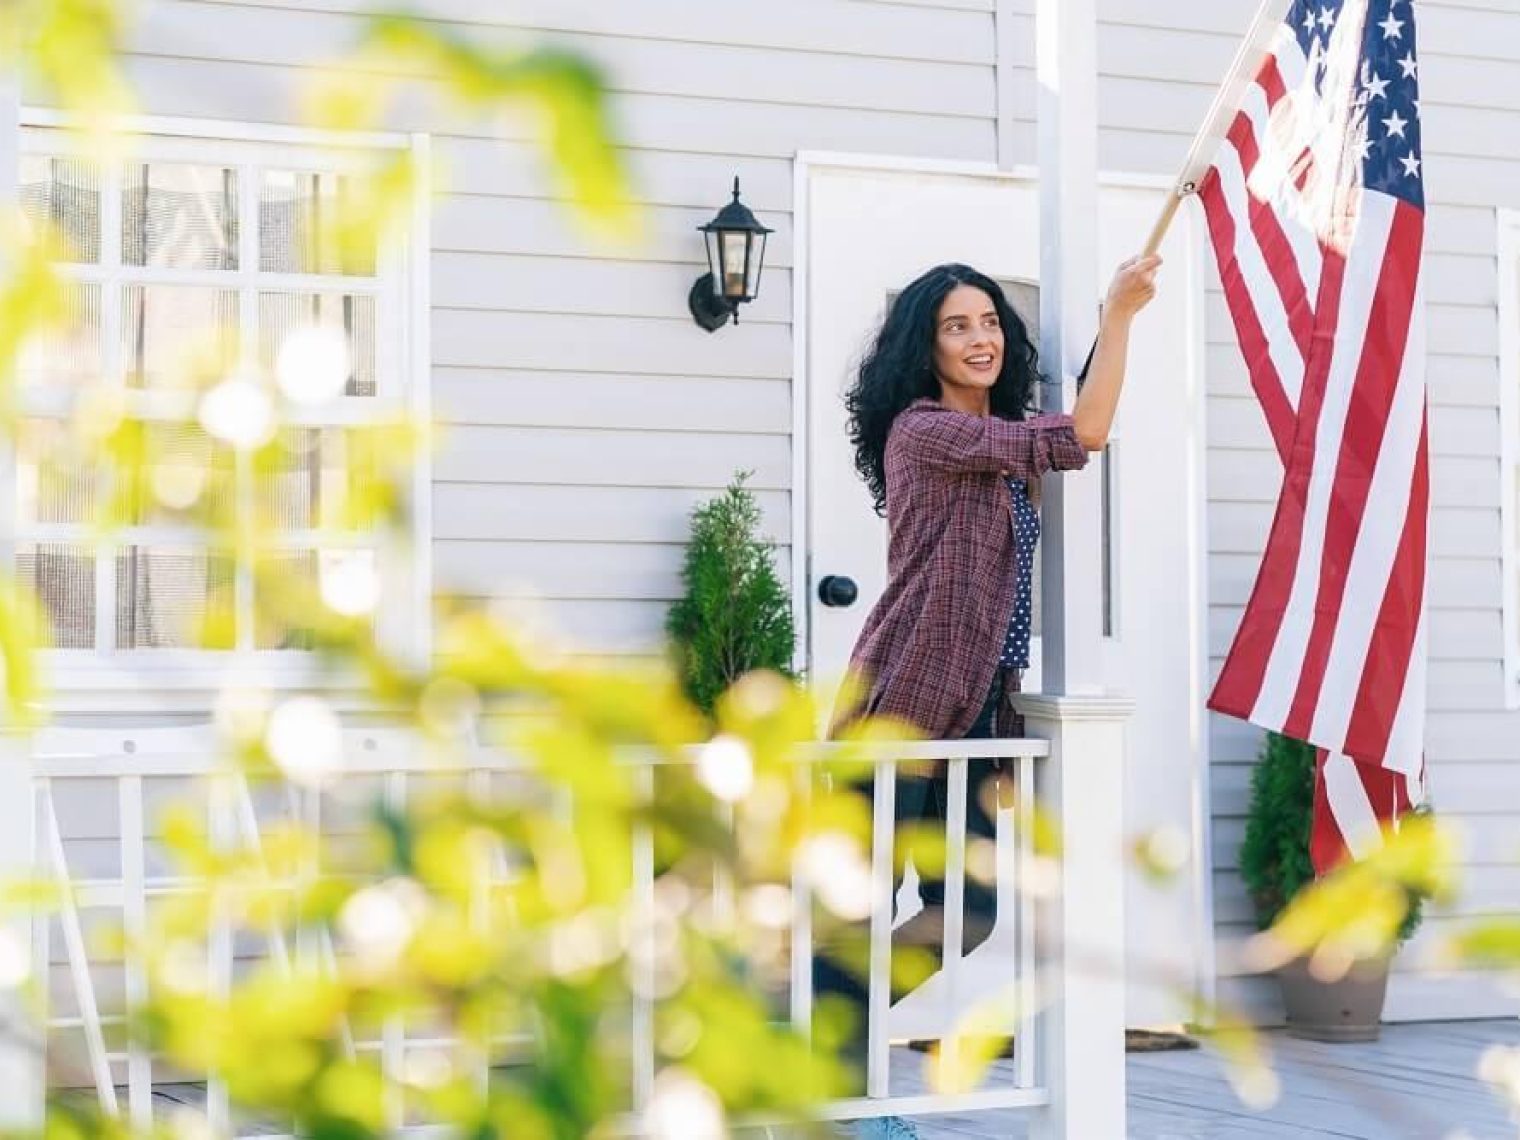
[[799, 158, 1210, 1030]]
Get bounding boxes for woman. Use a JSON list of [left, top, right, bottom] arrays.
[[827, 255, 1160, 1139]]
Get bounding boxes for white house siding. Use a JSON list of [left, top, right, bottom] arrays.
[[1087, 0, 1520, 1022], [16, 0, 1520, 1033], [68, 0, 1016, 656]]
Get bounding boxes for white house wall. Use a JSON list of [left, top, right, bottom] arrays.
[[30, 0, 1010, 653], [18, 0, 1520, 1026]]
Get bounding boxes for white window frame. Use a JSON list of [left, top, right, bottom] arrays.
[[10, 112, 432, 704], [1499, 209, 1520, 709]]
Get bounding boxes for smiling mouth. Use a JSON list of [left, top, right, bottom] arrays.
[[966, 354, 996, 367]]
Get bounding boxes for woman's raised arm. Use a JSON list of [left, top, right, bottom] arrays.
[[1071, 254, 1162, 451]]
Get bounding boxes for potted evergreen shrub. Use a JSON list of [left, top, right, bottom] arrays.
[[1238, 732, 1424, 1042], [667, 472, 797, 717]]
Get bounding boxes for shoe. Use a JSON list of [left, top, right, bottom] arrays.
[[848, 1117, 922, 1139]]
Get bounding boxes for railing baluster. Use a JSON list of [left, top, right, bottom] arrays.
[[205, 776, 233, 1136], [234, 774, 290, 976], [119, 775, 152, 1132], [466, 767, 494, 1095], [789, 762, 813, 1036], [866, 759, 896, 1101], [942, 756, 970, 1084], [713, 800, 736, 931], [630, 765, 656, 1113], [382, 769, 407, 1130], [1017, 754, 1037, 1091]]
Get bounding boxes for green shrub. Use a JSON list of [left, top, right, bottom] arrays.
[[1239, 732, 1318, 931], [667, 472, 797, 716], [1239, 731, 1423, 943]]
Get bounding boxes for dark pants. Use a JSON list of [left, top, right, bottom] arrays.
[[814, 670, 1016, 1073]]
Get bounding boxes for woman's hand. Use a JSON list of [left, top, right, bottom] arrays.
[[1104, 254, 1162, 321], [1072, 254, 1163, 450]]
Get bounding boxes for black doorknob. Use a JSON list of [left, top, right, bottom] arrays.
[[818, 575, 859, 608]]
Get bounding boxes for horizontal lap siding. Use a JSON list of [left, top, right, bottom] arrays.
[[79, 0, 1009, 659], [1094, 0, 1520, 1020]]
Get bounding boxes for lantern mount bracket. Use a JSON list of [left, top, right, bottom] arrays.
[[688, 272, 738, 332]]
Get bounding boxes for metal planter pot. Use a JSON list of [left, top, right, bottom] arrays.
[[1277, 955, 1392, 1043]]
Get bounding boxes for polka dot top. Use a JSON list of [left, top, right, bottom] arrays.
[[999, 478, 1040, 669]]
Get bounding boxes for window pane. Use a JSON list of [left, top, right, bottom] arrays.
[[258, 428, 365, 531], [17, 282, 102, 388], [115, 547, 235, 649], [122, 162, 239, 270], [16, 544, 96, 649], [260, 170, 376, 276], [122, 285, 238, 388], [19, 156, 101, 263], [17, 418, 97, 525], [260, 292, 376, 397], [1001, 278, 1040, 338], [134, 422, 236, 526], [256, 550, 317, 650], [254, 549, 377, 649]]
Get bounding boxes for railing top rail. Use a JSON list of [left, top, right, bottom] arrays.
[[32, 736, 1050, 780]]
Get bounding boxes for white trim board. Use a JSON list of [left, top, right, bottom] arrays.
[[20, 106, 410, 151], [1498, 209, 1520, 711]]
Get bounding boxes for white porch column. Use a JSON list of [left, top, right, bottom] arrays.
[[1020, 695, 1130, 1140], [1035, 0, 1103, 693], [1030, 0, 1131, 1137]]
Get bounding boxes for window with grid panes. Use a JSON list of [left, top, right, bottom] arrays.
[[13, 129, 412, 670]]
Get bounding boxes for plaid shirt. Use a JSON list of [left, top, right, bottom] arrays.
[[841, 398, 1089, 739]]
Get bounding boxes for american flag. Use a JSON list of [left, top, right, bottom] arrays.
[[1198, 0, 1427, 871]]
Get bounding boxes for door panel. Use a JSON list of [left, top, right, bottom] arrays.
[[802, 162, 1208, 1029]]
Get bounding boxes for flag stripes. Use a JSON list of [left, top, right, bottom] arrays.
[[1199, 0, 1429, 872]]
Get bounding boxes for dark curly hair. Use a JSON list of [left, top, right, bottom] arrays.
[[843, 263, 1041, 515]]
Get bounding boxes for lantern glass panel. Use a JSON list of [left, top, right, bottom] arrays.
[[719, 231, 749, 300], [703, 229, 719, 285], [745, 232, 768, 300]]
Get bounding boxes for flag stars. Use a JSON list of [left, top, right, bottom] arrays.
[[1302, 7, 1318, 33], [1364, 72, 1390, 100], [1318, 7, 1336, 30], [1383, 110, 1409, 139], [1400, 152, 1421, 179], [1398, 53, 1418, 79], [1379, 12, 1404, 39]]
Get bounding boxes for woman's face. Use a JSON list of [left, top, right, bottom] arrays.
[[932, 284, 1004, 400]]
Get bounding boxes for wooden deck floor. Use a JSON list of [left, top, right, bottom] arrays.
[[105, 1019, 1520, 1138], [895, 1019, 1520, 1139]]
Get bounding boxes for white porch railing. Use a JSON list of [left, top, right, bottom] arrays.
[[0, 712, 1127, 1138]]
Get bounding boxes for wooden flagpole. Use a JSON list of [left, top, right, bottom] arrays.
[[1140, 0, 1296, 256]]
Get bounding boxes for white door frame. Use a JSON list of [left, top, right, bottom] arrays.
[[789, 150, 1218, 1015]]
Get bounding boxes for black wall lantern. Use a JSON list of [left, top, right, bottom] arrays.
[[688, 177, 773, 332]]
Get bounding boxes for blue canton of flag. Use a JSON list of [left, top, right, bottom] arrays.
[[1355, 0, 1423, 207], [1285, 0, 1424, 208]]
